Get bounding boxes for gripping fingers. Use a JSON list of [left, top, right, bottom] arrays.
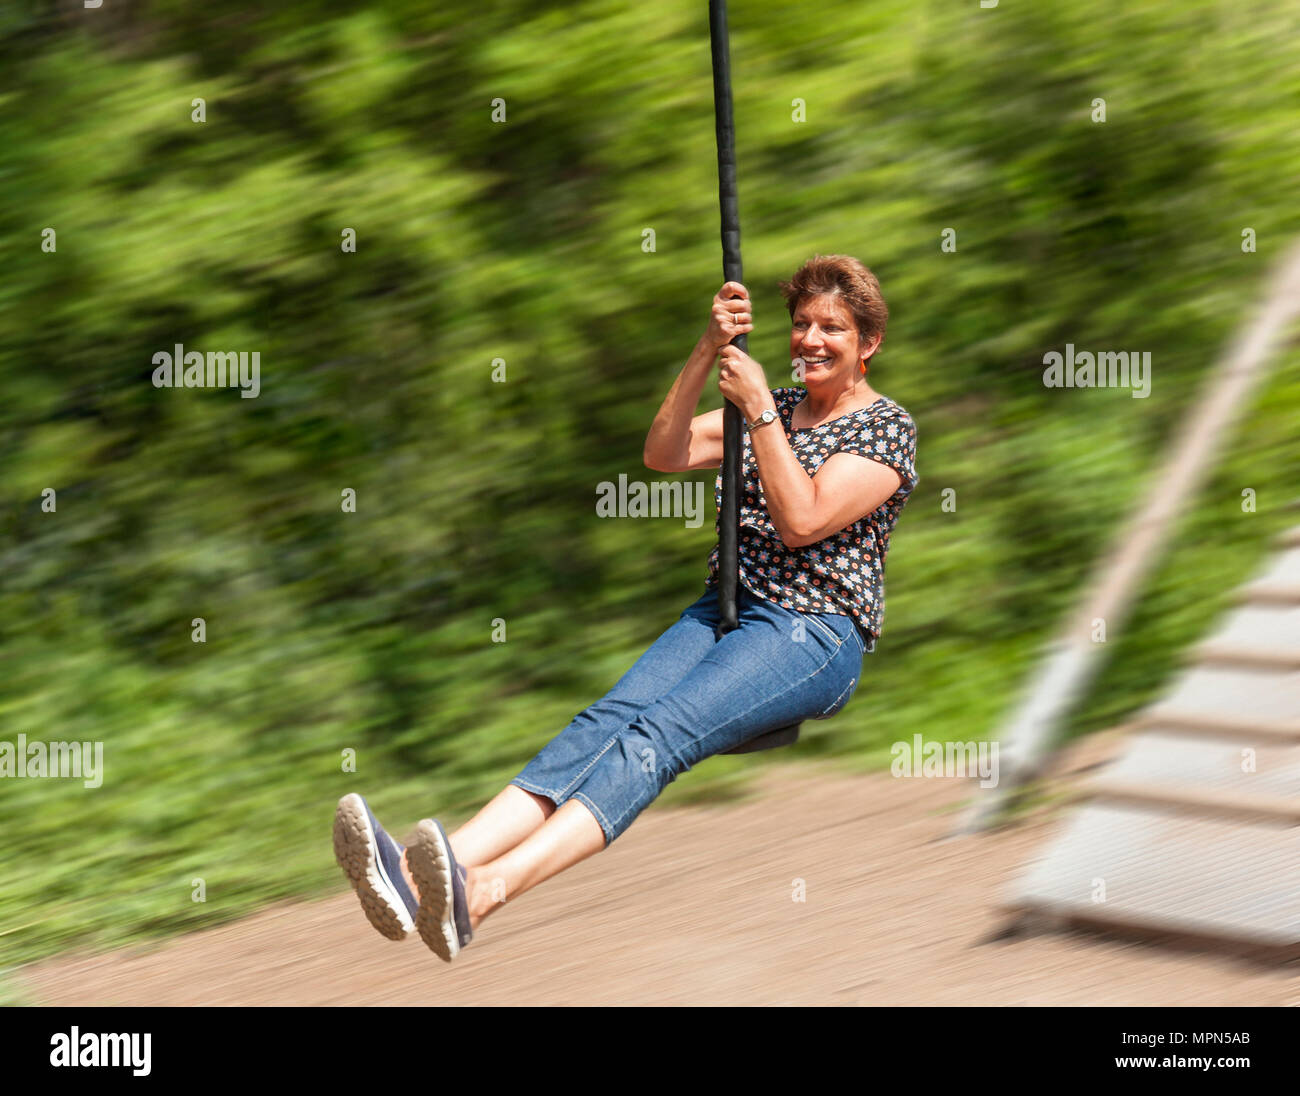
[[709, 283, 752, 347]]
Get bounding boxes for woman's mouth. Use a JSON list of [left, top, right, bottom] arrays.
[[800, 355, 832, 367]]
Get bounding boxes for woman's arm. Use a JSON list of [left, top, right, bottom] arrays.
[[748, 435, 902, 547], [644, 282, 755, 473], [643, 335, 724, 472], [716, 344, 902, 548]]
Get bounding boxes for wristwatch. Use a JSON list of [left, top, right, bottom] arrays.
[[745, 408, 778, 433]]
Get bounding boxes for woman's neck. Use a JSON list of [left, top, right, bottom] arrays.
[[802, 379, 880, 421]]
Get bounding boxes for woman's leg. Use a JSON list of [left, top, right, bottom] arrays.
[[398, 785, 552, 897], [441, 593, 865, 930], [399, 589, 725, 894], [555, 590, 863, 845], [506, 590, 724, 814], [448, 786, 555, 865], [460, 799, 605, 930]]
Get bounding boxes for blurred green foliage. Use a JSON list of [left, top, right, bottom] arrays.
[[1, 0, 1298, 965]]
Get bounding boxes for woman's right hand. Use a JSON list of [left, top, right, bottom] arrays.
[[705, 281, 754, 351]]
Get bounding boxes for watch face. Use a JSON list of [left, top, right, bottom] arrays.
[[763, 410, 776, 423]]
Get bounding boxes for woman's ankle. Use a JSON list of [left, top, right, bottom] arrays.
[[464, 865, 509, 930]]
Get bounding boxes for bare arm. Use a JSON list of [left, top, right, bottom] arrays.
[[643, 335, 725, 472], [715, 339, 906, 548], [644, 282, 754, 473], [748, 431, 902, 548]]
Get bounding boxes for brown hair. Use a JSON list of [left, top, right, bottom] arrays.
[[777, 254, 888, 362]]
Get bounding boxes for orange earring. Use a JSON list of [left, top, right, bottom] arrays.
[[860, 359, 868, 374]]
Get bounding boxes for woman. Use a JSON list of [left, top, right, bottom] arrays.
[[334, 254, 918, 961]]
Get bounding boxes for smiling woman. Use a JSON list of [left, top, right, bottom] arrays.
[[335, 257, 920, 966], [651, 255, 918, 648], [784, 253, 889, 387], [333, 3, 918, 965]]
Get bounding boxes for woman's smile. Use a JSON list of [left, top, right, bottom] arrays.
[[790, 292, 863, 383], [796, 351, 840, 378]]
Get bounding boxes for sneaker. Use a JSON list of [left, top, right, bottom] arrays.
[[333, 793, 419, 941], [407, 818, 474, 962]]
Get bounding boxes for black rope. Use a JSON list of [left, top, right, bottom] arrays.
[[709, 0, 801, 755], [709, 0, 744, 640]]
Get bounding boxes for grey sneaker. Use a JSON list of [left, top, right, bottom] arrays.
[[407, 818, 474, 962], [333, 793, 419, 941]]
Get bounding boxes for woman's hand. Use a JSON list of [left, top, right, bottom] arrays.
[[718, 344, 774, 421], [704, 281, 754, 351]]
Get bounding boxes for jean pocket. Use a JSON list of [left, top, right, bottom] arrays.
[[799, 612, 835, 646], [817, 673, 858, 719]]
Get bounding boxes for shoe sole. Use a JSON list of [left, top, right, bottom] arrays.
[[333, 793, 413, 941], [408, 819, 460, 962]]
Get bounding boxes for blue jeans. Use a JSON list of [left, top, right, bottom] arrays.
[[510, 585, 870, 847]]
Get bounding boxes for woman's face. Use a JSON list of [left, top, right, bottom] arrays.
[[789, 293, 877, 386]]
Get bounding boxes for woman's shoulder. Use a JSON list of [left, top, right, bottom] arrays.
[[868, 395, 916, 431]]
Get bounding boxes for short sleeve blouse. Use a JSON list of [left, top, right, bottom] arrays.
[[705, 387, 918, 646]]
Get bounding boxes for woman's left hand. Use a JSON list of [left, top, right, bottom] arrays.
[[717, 344, 773, 420]]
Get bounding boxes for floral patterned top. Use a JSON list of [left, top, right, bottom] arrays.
[[705, 387, 918, 649]]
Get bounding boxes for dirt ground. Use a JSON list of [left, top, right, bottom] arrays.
[[21, 734, 1300, 1006]]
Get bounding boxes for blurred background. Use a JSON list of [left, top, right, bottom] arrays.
[[1, 0, 1298, 976]]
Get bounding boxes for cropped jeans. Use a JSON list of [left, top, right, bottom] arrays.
[[510, 584, 871, 846]]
